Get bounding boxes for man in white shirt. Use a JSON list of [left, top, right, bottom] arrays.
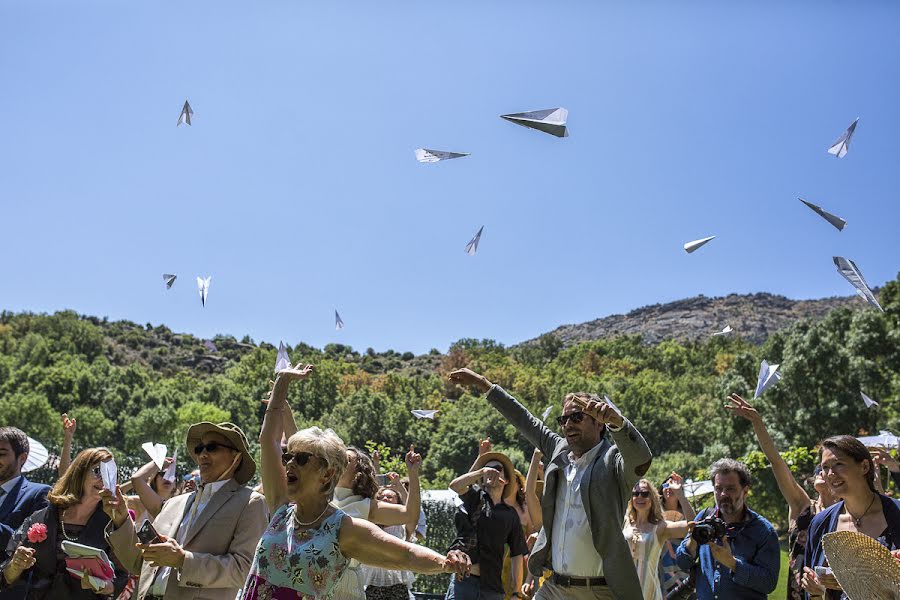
[[103, 422, 268, 600], [449, 369, 652, 600]]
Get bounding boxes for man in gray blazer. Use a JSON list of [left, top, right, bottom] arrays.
[[449, 369, 652, 600], [102, 422, 268, 600]]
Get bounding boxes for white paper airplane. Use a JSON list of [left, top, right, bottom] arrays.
[[684, 236, 715, 254], [712, 325, 733, 336], [465, 226, 484, 256], [799, 198, 847, 231], [177, 100, 193, 126], [415, 148, 470, 163], [196, 276, 211, 307], [411, 409, 439, 419], [754, 360, 781, 399], [141, 442, 168, 471], [335, 310, 344, 330], [500, 108, 569, 138], [833, 257, 883, 312], [540, 405, 553, 421], [827, 117, 859, 158], [203, 340, 217, 353], [163, 274, 177, 289], [100, 459, 117, 493], [861, 392, 879, 409], [603, 395, 621, 414], [162, 450, 177, 482], [275, 341, 291, 374]]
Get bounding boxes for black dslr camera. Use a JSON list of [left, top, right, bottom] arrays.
[[691, 515, 727, 545]]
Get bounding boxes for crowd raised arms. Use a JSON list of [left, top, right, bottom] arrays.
[[1, 364, 899, 600]]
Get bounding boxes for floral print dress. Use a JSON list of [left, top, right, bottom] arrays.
[[241, 505, 349, 600]]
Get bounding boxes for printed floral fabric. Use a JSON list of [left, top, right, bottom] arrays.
[[240, 505, 349, 600]]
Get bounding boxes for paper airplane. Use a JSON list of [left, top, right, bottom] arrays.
[[833, 257, 883, 312], [683, 236, 715, 254], [163, 274, 177, 289], [203, 340, 217, 353], [415, 148, 470, 163], [861, 392, 879, 409], [500, 108, 569, 138], [465, 226, 484, 256], [275, 341, 291, 374], [540, 405, 553, 421], [335, 310, 344, 330], [100, 459, 117, 493], [799, 198, 846, 231], [712, 325, 733, 336], [196, 276, 211, 307], [603, 395, 621, 414], [141, 442, 168, 471], [411, 409, 439, 419], [827, 117, 859, 158], [754, 360, 781, 399], [177, 100, 193, 126], [163, 450, 177, 482]]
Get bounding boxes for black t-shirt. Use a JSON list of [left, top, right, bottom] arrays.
[[449, 486, 528, 593]]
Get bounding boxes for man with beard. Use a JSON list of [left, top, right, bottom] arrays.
[[675, 458, 779, 599]]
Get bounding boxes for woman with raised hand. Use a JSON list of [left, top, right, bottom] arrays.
[[655, 472, 695, 598], [726, 393, 836, 599], [361, 483, 416, 600], [623, 479, 690, 600], [243, 363, 469, 600], [58, 413, 77, 476], [127, 456, 176, 522], [1, 448, 130, 599]]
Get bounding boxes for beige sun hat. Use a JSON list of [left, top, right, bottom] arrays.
[[822, 529, 900, 599], [185, 422, 256, 485], [471, 451, 517, 500]]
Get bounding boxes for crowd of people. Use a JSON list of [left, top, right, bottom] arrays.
[[1, 362, 899, 600]]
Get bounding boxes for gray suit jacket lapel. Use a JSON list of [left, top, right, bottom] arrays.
[[181, 479, 239, 547]]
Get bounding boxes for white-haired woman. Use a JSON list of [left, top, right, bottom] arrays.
[[623, 479, 690, 600], [241, 364, 470, 600]]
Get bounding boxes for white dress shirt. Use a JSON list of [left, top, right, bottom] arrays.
[[149, 479, 230, 595], [551, 442, 605, 577]]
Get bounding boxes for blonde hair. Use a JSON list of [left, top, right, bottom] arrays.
[[287, 427, 347, 498], [624, 478, 664, 526], [49, 448, 114, 510]]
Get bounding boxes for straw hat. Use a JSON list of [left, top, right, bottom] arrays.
[[822, 529, 900, 599], [185, 422, 256, 485], [471, 451, 516, 499]]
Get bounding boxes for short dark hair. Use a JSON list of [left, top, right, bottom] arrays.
[[710, 458, 751, 488], [819, 435, 875, 492], [0, 427, 29, 458]]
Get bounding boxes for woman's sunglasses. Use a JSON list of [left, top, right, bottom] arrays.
[[556, 411, 587, 426], [282, 451, 319, 467], [632, 490, 651, 498], [89, 464, 103, 479], [193, 442, 238, 455]]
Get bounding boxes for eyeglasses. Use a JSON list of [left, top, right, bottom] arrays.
[[632, 490, 651, 498], [556, 411, 587, 426], [282, 451, 319, 467], [193, 442, 238, 455]]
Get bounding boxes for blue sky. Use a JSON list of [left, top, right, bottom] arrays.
[[2, 1, 899, 354]]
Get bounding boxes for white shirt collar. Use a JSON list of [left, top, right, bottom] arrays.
[[567, 439, 605, 466]]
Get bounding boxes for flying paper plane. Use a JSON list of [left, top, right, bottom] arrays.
[[861, 392, 879, 409], [275, 342, 291, 374], [177, 100, 193, 126], [100, 459, 117, 493], [799, 198, 846, 231], [335, 310, 344, 330], [411, 409, 440, 419], [163, 450, 177, 482], [196, 276, 211, 307], [415, 149, 470, 163], [141, 442, 168, 471], [754, 360, 781, 399], [540, 405, 553, 421], [163, 274, 177, 289], [827, 117, 859, 158], [465, 226, 484, 256], [833, 257, 883, 312], [684, 236, 715, 254], [203, 340, 217, 353], [500, 108, 569, 138], [712, 325, 733, 336]]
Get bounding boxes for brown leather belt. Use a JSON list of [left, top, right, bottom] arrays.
[[551, 573, 608, 587]]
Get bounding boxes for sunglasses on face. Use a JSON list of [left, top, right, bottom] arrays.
[[556, 411, 587, 426], [282, 451, 318, 467], [632, 490, 651, 498], [193, 442, 238, 455], [89, 465, 103, 479]]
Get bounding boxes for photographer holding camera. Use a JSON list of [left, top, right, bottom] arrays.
[[675, 459, 779, 599]]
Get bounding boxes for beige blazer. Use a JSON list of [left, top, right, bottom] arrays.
[[107, 478, 268, 600]]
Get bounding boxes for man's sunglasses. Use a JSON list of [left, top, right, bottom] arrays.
[[282, 451, 319, 467], [632, 490, 651, 498], [556, 411, 587, 426], [193, 442, 238, 455]]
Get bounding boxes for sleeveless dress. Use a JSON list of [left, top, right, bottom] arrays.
[[623, 523, 664, 600], [240, 505, 350, 600]]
